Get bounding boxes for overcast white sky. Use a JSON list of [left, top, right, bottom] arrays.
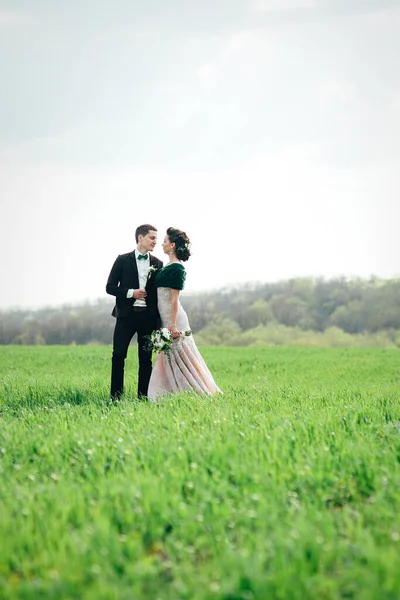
[[1, 0, 399, 310]]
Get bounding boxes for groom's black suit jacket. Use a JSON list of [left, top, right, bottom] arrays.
[[106, 251, 163, 320]]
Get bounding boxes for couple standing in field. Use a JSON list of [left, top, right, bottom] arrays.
[[106, 224, 222, 403]]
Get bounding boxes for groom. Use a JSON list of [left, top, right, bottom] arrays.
[[106, 224, 163, 402]]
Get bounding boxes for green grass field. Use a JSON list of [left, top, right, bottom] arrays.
[[1, 345, 399, 600]]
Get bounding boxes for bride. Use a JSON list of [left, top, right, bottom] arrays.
[[147, 227, 222, 402]]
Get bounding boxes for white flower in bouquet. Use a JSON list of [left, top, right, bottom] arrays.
[[148, 328, 173, 355]]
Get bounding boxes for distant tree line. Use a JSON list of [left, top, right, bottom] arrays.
[[1, 277, 400, 348]]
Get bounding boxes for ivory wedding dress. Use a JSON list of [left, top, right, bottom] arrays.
[[147, 265, 222, 402]]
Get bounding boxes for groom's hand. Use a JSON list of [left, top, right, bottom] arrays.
[[133, 289, 147, 300]]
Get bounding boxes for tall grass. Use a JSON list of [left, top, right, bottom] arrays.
[[1, 346, 399, 599]]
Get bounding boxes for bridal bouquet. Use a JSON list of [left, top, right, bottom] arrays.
[[146, 328, 192, 356], [148, 328, 174, 355]]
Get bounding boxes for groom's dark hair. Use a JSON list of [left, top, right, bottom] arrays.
[[135, 224, 157, 242]]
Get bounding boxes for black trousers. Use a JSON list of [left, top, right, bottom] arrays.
[[110, 311, 155, 399]]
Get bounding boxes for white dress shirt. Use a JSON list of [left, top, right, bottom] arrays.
[[126, 250, 150, 307]]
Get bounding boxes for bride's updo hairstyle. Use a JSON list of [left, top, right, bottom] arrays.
[[167, 227, 191, 262]]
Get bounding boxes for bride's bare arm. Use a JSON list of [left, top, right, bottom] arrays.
[[169, 289, 180, 338]]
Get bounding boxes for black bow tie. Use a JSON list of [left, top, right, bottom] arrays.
[[137, 253, 148, 260]]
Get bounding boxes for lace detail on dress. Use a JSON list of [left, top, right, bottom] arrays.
[[157, 287, 190, 330]]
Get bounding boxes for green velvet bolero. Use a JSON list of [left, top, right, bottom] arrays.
[[155, 263, 186, 291]]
